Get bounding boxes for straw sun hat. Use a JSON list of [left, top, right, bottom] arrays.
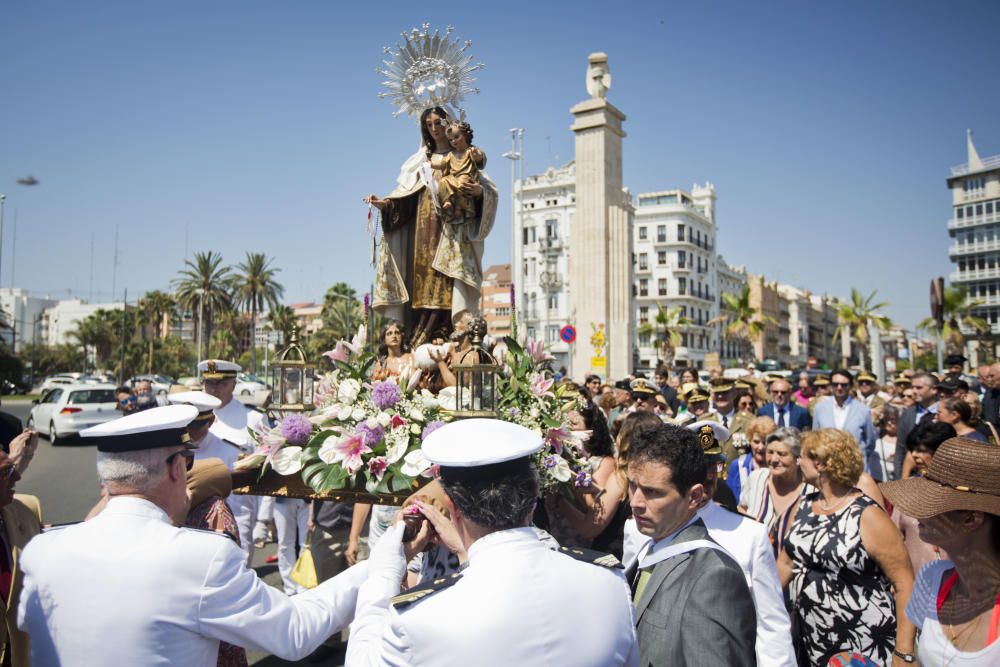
[[880, 437, 1000, 519]]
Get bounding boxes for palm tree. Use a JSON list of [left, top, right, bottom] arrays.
[[138, 290, 176, 340], [917, 286, 989, 355], [232, 252, 284, 374], [173, 251, 233, 362], [637, 305, 693, 368], [709, 286, 775, 364], [267, 304, 297, 345], [309, 283, 363, 356], [71, 311, 117, 371], [834, 288, 893, 370]]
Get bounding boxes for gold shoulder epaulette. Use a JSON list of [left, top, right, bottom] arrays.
[[559, 546, 623, 569], [391, 572, 462, 609]]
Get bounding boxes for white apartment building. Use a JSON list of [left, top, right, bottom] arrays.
[[633, 184, 723, 370], [0, 288, 57, 352], [947, 132, 1000, 333], [512, 162, 576, 372], [42, 299, 123, 346]]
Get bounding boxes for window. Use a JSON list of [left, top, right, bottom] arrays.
[[657, 225, 666, 242], [546, 325, 559, 343], [657, 250, 667, 265], [639, 331, 651, 346], [495, 307, 511, 317], [678, 250, 686, 268], [678, 277, 686, 295], [639, 279, 648, 297], [639, 306, 649, 323], [638, 226, 647, 240], [527, 327, 536, 339], [546, 219, 558, 239], [639, 253, 648, 270], [522, 226, 536, 245], [988, 202, 995, 214], [677, 224, 685, 242], [958, 208, 964, 219], [547, 294, 558, 310], [658, 278, 668, 296]]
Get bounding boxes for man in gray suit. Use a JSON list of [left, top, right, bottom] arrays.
[[627, 422, 757, 666]]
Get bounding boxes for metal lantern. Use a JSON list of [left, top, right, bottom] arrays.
[[270, 327, 316, 415], [451, 317, 500, 418]]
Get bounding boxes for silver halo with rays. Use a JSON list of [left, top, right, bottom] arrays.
[[377, 24, 484, 119]]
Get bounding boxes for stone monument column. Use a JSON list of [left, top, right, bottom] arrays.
[[569, 53, 633, 380]]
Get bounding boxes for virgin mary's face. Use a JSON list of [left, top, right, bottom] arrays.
[[425, 113, 448, 145]]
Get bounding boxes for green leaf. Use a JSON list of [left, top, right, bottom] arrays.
[[389, 473, 413, 492], [308, 429, 340, 447], [304, 462, 350, 492]]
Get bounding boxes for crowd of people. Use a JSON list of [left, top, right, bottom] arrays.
[[2, 329, 1000, 666]]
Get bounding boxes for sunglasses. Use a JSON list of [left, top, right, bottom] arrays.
[[119, 397, 136, 405], [166, 449, 195, 472], [831, 382, 850, 387]]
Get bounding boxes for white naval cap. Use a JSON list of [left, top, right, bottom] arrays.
[[81, 404, 199, 453], [422, 419, 543, 481], [167, 390, 221, 421], [197, 359, 241, 379], [685, 420, 729, 460]]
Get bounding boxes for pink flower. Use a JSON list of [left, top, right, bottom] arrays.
[[526, 339, 554, 363], [546, 427, 577, 455], [319, 433, 371, 474], [390, 414, 409, 430], [530, 373, 555, 397], [323, 341, 351, 363], [368, 456, 388, 481]]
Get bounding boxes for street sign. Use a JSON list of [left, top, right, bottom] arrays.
[[591, 356, 606, 370], [560, 325, 576, 343]]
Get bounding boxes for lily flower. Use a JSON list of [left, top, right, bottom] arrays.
[[530, 373, 555, 398], [368, 456, 389, 481], [318, 433, 371, 474], [323, 341, 351, 363], [545, 427, 579, 455], [526, 339, 554, 363]]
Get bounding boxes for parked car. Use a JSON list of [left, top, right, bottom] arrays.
[[128, 374, 176, 398], [38, 374, 78, 393], [236, 373, 269, 398], [27, 384, 119, 444]]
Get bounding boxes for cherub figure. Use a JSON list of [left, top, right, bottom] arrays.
[[431, 120, 486, 222]]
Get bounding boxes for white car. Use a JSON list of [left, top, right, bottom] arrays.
[[236, 373, 268, 398], [38, 374, 78, 393], [27, 383, 120, 444]]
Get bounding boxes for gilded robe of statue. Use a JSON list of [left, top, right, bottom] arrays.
[[373, 148, 497, 327]]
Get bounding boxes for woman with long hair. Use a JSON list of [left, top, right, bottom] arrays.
[[371, 320, 414, 381], [936, 396, 989, 442]]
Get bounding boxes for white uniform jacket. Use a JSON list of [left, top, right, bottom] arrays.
[[347, 527, 638, 667], [210, 399, 265, 452], [17, 497, 367, 666], [623, 506, 796, 667], [193, 430, 240, 470]]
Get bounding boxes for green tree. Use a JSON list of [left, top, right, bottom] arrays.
[[267, 304, 297, 345], [138, 290, 177, 373], [709, 286, 775, 364], [917, 286, 989, 355], [637, 305, 694, 368], [173, 251, 233, 362], [71, 310, 118, 371], [309, 283, 363, 357], [232, 252, 284, 374], [834, 288, 892, 370]]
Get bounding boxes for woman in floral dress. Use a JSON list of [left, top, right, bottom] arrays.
[[778, 429, 915, 666]]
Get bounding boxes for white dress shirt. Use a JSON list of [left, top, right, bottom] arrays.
[[623, 506, 796, 667], [18, 497, 367, 666], [832, 397, 851, 430], [348, 526, 638, 667]]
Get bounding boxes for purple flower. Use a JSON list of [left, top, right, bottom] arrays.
[[543, 455, 558, 469], [371, 380, 403, 410], [508, 407, 519, 417], [279, 413, 313, 446], [364, 293, 371, 317], [574, 471, 593, 488], [355, 422, 385, 448], [509, 283, 516, 311], [422, 420, 446, 441]]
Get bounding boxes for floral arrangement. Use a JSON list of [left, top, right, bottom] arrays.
[[241, 326, 449, 496], [242, 325, 595, 505]]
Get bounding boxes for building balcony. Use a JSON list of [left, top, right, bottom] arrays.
[[539, 238, 563, 253], [949, 239, 1000, 257], [951, 267, 1000, 282], [948, 210, 1000, 230]]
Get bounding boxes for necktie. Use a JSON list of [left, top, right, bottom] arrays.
[[722, 414, 729, 428], [778, 407, 786, 428], [633, 567, 653, 605]]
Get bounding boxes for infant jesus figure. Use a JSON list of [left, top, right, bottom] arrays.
[[431, 120, 486, 223]]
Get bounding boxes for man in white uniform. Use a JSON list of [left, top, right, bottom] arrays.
[[347, 418, 638, 666], [17, 405, 367, 666], [200, 359, 265, 564], [167, 390, 239, 469]]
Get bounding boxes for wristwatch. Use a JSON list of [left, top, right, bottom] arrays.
[[893, 648, 916, 663]]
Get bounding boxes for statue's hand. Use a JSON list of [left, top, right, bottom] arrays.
[[364, 194, 389, 211], [459, 181, 483, 199]]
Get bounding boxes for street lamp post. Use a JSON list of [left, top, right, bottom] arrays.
[[503, 128, 524, 336]]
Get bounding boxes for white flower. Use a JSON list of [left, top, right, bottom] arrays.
[[376, 412, 392, 428], [409, 424, 421, 435], [419, 389, 439, 409], [401, 448, 431, 477], [366, 417, 379, 429], [337, 378, 361, 404], [409, 408, 426, 422], [436, 387, 457, 412], [385, 429, 410, 464], [550, 456, 573, 482], [318, 438, 342, 464], [271, 446, 304, 475], [351, 407, 367, 422]]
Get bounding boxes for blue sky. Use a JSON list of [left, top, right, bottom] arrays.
[[2, 1, 998, 330]]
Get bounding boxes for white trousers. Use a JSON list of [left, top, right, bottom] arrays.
[[254, 496, 276, 543], [228, 493, 260, 566], [274, 498, 309, 595]]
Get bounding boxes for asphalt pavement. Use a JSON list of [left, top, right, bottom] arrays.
[[2, 399, 344, 666]]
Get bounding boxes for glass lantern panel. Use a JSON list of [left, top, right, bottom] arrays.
[[282, 368, 302, 404]]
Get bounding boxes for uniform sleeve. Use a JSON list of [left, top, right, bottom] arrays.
[[197, 537, 368, 661], [749, 528, 797, 666]]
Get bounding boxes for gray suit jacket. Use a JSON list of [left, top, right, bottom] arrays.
[[632, 519, 757, 666]]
